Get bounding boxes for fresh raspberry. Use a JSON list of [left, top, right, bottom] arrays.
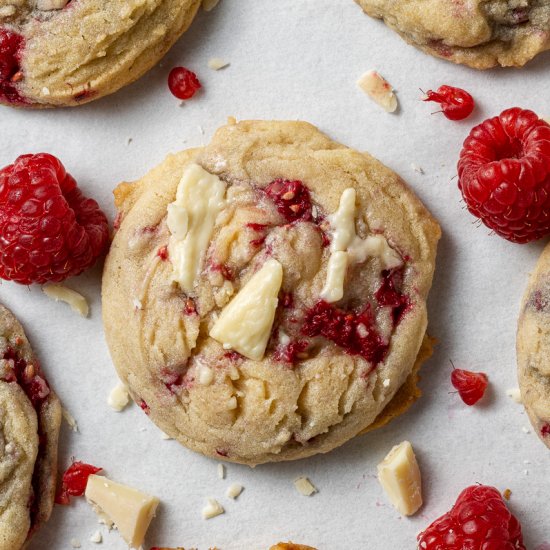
[[458, 108, 550, 243], [168, 67, 201, 100], [0, 153, 109, 285], [0, 29, 26, 105], [55, 461, 102, 505], [450, 365, 488, 406], [417, 485, 525, 550], [423, 85, 474, 121], [265, 179, 313, 223]]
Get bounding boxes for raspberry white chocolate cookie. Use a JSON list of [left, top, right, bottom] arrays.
[[517, 242, 550, 449], [102, 119, 440, 465], [355, 0, 550, 69], [0, 0, 201, 107], [0, 304, 61, 549]]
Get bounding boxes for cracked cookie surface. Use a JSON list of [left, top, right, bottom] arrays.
[[0, 304, 61, 549], [0, 0, 201, 107], [102, 119, 440, 465], [517, 242, 550, 450], [355, 0, 550, 68]]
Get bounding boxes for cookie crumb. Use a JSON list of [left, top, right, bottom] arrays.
[[217, 463, 225, 479], [226, 483, 243, 499], [202, 0, 220, 10], [202, 498, 225, 519], [133, 298, 143, 311], [294, 477, 317, 496], [43, 284, 89, 317], [62, 407, 79, 432], [108, 382, 130, 412], [70, 539, 81, 549], [506, 388, 522, 403], [357, 70, 398, 113], [503, 489, 512, 501], [90, 531, 103, 543], [208, 58, 229, 71]]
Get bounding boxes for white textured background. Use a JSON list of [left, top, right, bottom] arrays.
[[1, 1, 549, 548]]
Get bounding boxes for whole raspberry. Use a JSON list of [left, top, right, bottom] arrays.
[[458, 108, 550, 243], [168, 67, 201, 100], [0, 153, 109, 284], [417, 485, 525, 550]]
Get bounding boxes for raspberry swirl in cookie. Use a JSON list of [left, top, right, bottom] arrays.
[[102, 120, 440, 465], [0, 304, 61, 549]]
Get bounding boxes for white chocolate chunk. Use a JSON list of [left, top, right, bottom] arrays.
[[377, 441, 422, 516], [506, 387, 522, 404], [208, 58, 229, 70], [357, 70, 398, 113], [108, 383, 130, 412], [197, 364, 214, 386], [320, 251, 348, 303], [210, 259, 283, 360], [168, 164, 227, 292], [226, 483, 243, 499], [202, 498, 224, 519], [293, 477, 317, 496], [329, 188, 357, 252], [85, 475, 159, 549], [348, 234, 402, 269], [37, 0, 69, 10], [43, 284, 89, 317], [217, 464, 225, 479], [89, 531, 102, 543]]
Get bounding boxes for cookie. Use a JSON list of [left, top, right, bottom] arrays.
[[102, 119, 440, 465], [355, 0, 550, 69], [517, 242, 550, 449], [0, 0, 201, 107], [0, 304, 61, 549]]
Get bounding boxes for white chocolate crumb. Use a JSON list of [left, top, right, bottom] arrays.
[[217, 463, 225, 479], [70, 539, 82, 549], [132, 298, 143, 311], [506, 388, 522, 403], [160, 431, 172, 440], [523, 469, 529, 475], [202, 498, 225, 519], [202, 0, 220, 11], [198, 364, 214, 386], [62, 407, 79, 432], [357, 70, 398, 113], [208, 58, 230, 70], [89, 531, 102, 543], [107, 382, 130, 412], [383, 378, 391, 388], [294, 477, 317, 496], [522, 426, 531, 434], [41, 87, 50, 96], [43, 284, 89, 317], [411, 163, 424, 174], [226, 483, 243, 499]]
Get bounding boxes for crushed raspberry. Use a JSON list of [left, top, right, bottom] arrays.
[[223, 350, 242, 362], [265, 179, 313, 223], [55, 461, 102, 505], [210, 262, 234, 281], [0, 153, 109, 284], [168, 67, 201, 100], [184, 297, 197, 315], [157, 245, 169, 260], [450, 365, 488, 406], [273, 340, 308, 364], [423, 85, 474, 121], [417, 485, 525, 550], [73, 89, 96, 102], [302, 301, 387, 365], [279, 291, 293, 308], [0, 29, 26, 105], [215, 448, 228, 457], [1, 348, 50, 408], [541, 423, 550, 437], [458, 108, 550, 243], [139, 399, 150, 414], [375, 268, 410, 324], [159, 367, 183, 394]]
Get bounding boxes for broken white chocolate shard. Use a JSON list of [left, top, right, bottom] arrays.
[[208, 58, 229, 70], [226, 483, 243, 499], [320, 251, 348, 303], [377, 440, 422, 516], [202, 498, 224, 519], [167, 164, 227, 292], [293, 477, 317, 496], [43, 284, 89, 317], [108, 382, 130, 412], [357, 70, 398, 113], [210, 259, 283, 360], [506, 387, 522, 404], [85, 475, 160, 549], [202, 0, 219, 10]]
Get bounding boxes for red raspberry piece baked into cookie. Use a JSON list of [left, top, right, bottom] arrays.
[[0, 0, 201, 107], [458, 108, 550, 243], [102, 119, 440, 465], [0, 303, 61, 549], [417, 485, 525, 550], [0, 153, 109, 285]]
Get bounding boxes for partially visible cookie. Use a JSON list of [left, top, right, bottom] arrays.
[[355, 0, 550, 69], [0, 0, 201, 107], [0, 304, 61, 549], [270, 544, 317, 550], [517, 243, 550, 449]]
